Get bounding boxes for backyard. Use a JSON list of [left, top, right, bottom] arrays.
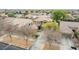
[[0, 9, 79, 50]]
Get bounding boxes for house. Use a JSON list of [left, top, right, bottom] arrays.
[[60, 21, 79, 34], [0, 18, 38, 49]]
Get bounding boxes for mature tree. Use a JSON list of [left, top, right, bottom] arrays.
[[18, 24, 37, 49], [4, 24, 14, 43], [52, 10, 67, 24], [24, 11, 29, 15]]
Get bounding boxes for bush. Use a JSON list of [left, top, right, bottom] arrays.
[[42, 21, 59, 31], [7, 12, 16, 17], [75, 18, 79, 22]]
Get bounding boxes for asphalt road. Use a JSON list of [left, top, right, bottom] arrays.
[[0, 42, 26, 50]]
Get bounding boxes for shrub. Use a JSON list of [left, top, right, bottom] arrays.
[[42, 21, 59, 31], [7, 12, 16, 17]]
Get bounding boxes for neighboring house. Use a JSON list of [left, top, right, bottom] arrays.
[[33, 15, 52, 30], [0, 17, 38, 36], [60, 21, 79, 34], [34, 15, 52, 25], [0, 18, 37, 49]]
